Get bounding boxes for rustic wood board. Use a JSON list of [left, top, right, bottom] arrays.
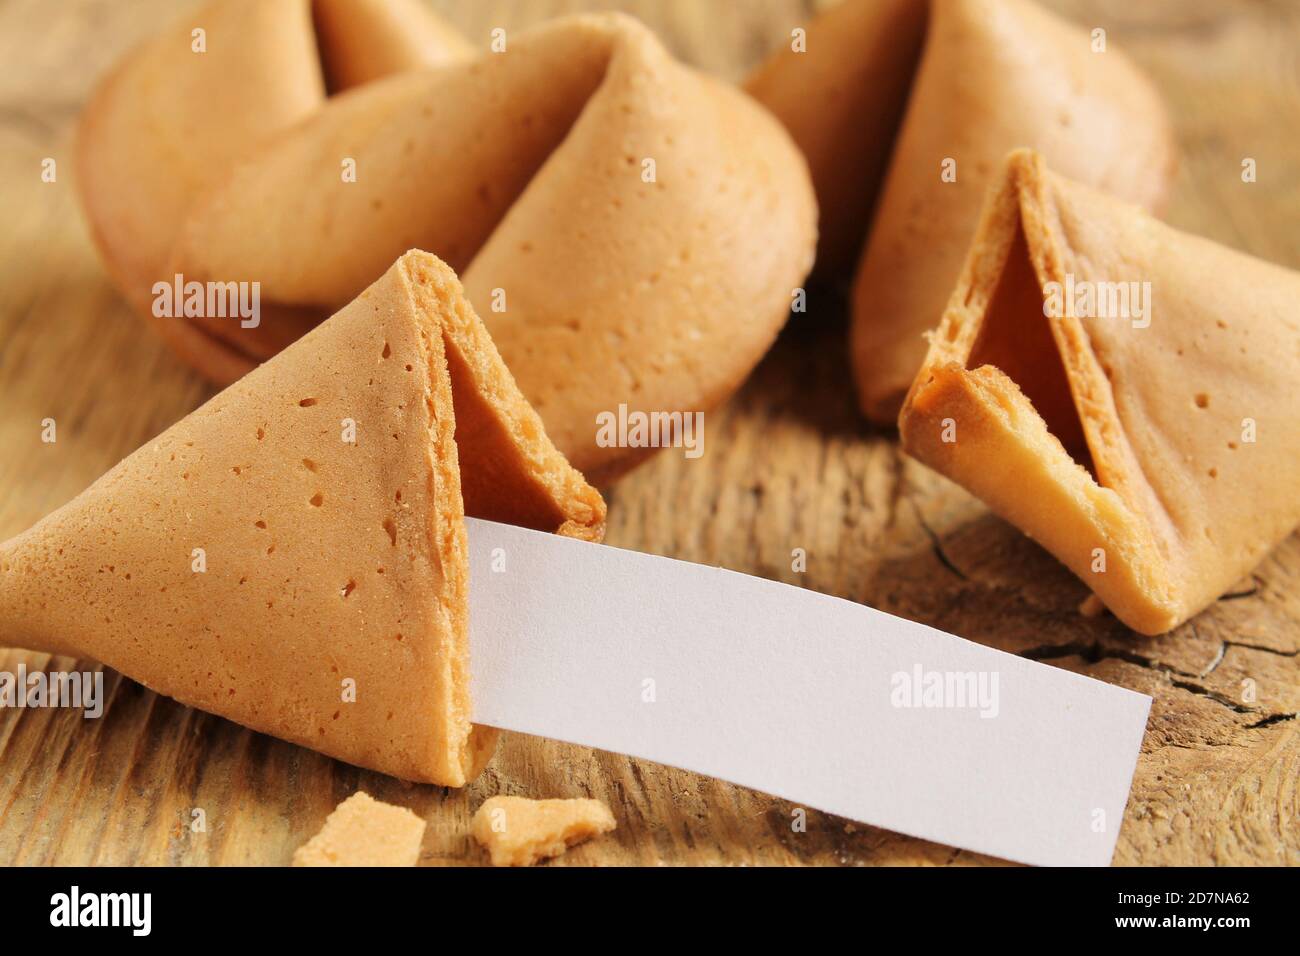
[[0, 0, 1296, 866]]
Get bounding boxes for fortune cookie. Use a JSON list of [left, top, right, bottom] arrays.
[[76, 2, 817, 484], [748, 0, 1175, 422], [0, 251, 604, 784], [899, 150, 1300, 636]]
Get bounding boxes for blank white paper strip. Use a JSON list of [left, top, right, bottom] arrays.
[[466, 519, 1150, 867]]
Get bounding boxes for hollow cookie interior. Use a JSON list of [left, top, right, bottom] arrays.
[[900, 149, 1300, 636], [0, 251, 604, 785]]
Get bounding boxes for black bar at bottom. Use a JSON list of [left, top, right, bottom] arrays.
[[0, 865, 1277, 942]]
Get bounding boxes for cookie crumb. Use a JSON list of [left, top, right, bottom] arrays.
[[472, 796, 615, 866], [293, 791, 425, 867]]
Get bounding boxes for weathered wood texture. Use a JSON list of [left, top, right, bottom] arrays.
[[0, 0, 1296, 866]]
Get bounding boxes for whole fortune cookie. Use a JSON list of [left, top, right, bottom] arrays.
[[76, 0, 818, 484], [0, 251, 604, 784]]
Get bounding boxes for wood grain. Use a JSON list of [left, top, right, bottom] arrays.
[[0, 0, 1296, 866]]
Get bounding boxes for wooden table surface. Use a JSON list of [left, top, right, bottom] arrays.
[[1, 0, 1297, 866]]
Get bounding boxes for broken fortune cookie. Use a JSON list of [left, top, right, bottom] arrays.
[[293, 791, 426, 867], [899, 150, 1300, 636], [471, 796, 616, 867], [0, 250, 605, 785]]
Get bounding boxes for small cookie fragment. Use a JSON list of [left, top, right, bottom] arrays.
[[472, 796, 616, 867], [292, 791, 426, 867]]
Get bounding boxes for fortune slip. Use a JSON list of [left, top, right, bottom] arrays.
[[467, 518, 1152, 867]]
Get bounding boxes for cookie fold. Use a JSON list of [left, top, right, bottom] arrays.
[[77, 5, 817, 484], [312, 0, 473, 92], [899, 150, 1300, 635], [0, 251, 604, 784], [75, 0, 326, 384], [74, 0, 467, 310], [745, 0, 927, 277]]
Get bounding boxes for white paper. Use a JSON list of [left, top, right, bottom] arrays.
[[466, 518, 1150, 867]]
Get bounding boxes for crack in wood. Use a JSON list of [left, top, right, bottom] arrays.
[[1018, 639, 1298, 725], [1245, 712, 1298, 730], [1223, 639, 1299, 658], [909, 500, 967, 581]]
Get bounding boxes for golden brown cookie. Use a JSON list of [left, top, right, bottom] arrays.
[[76, 3, 817, 484], [899, 150, 1300, 635], [0, 251, 603, 783], [746, 0, 928, 278]]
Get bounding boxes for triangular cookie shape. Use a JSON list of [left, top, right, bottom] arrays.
[[0, 251, 604, 783], [900, 150, 1300, 635]]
